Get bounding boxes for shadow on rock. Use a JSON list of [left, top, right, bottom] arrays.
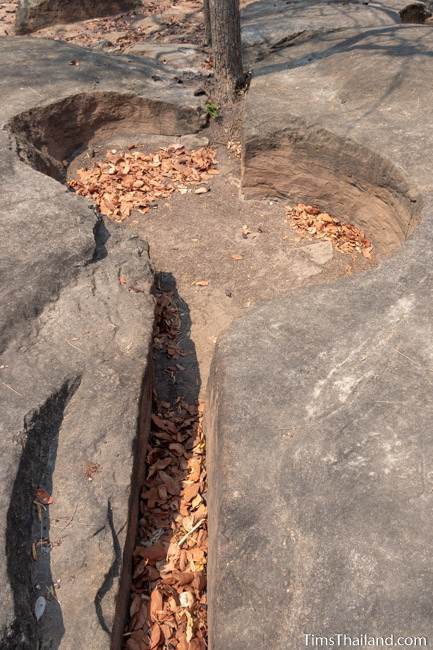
[[3, 378, 80, 650]]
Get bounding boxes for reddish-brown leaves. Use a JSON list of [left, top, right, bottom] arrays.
[[124, 289, 207, 650], [149, 589, 163, 622], [135, 544, 167, 563], [287, 203, 374, 258], [183, 482, 200, 504], [69, 146, 217, 222], [150, 623, 161, 649], [151, 414, 178, 434]]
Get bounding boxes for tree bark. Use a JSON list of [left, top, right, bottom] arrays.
[[209, 0, 244, 98], [203, 0, 212, 45]]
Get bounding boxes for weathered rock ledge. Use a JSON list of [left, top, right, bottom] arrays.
[[241, 0, 407, 63], [208, 24, 433, 650], [0, 37, 205, 649]]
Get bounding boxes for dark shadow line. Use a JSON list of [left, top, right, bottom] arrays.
[[2, 376, 81, 650], [94, 500, 122, 635]]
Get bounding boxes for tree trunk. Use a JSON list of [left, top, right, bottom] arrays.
[[209, 0, 244, 98], [203, 0, 212, 45]]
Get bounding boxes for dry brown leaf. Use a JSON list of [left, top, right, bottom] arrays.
[[190, 494, 202, 509], [125, 638, 141, 650], [129, 594, 142, 618], [69, 146, 217, 222], [183, 482, 200, 504], [148, 457, 172, 478], [188, 458, 201, 482], [191, 280, 209, 287], [125, 288, 207, 650], [35, 488, 53, 505], [135, 544, 166, 562], [131, 603, 147, 631], [169, 442, 185, 456], [150, 588, 163, 622], [152, 414, 178, 434], [158, 470, 179, 495], [150, 622, 161, 649]]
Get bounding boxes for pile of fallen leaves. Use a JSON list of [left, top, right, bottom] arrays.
[[33, 0, 206, 50], [69, 145, 218, 221], [124, 289, 207, 650], [287, 203, 373, 258]]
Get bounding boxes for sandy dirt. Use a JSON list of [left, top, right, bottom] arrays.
[[68, 127, 374, 396]]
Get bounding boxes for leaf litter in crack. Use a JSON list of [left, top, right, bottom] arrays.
[[124, 288, 207, 650]]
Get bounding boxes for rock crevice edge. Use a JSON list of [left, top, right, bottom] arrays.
[[0, 37, 205, 650], [207, 24, 433, 650]]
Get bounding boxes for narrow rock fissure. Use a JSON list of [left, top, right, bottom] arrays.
[[118, 272, 207, 649]]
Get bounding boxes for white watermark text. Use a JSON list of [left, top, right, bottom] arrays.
[[304, 634, 427, 647]]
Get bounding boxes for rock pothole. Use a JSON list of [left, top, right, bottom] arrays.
[[8, 91, 206, 183], [242, 116, 421, 257]]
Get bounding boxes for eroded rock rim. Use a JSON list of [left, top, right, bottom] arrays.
[[0, 36, 205, 650]]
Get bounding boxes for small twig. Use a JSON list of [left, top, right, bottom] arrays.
[[1, 381, 23, 397], [33, 500, 45, 522], [393, 346, 421, 369], [55, 504, 79, 536], [65, 338, 83, 353], [177, 518, 205, 547]]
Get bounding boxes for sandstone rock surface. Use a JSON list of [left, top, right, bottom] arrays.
[[124, 42, 208, 76], [0, 37, 205, 650], [241, 0, 406, 62], [208, 24, 433, 650]]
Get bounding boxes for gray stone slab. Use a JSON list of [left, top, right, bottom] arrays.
[[124, 42, 208, 76], [0, 37, 207, 125], [0, 37, 205, 649], [241, 0, 407, 62], [208, 24, 433, 650]]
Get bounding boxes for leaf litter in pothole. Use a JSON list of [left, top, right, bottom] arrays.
[[69, 145, 218, 222], [124, 289, 207, 650], [287, 203, 373, 258]]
